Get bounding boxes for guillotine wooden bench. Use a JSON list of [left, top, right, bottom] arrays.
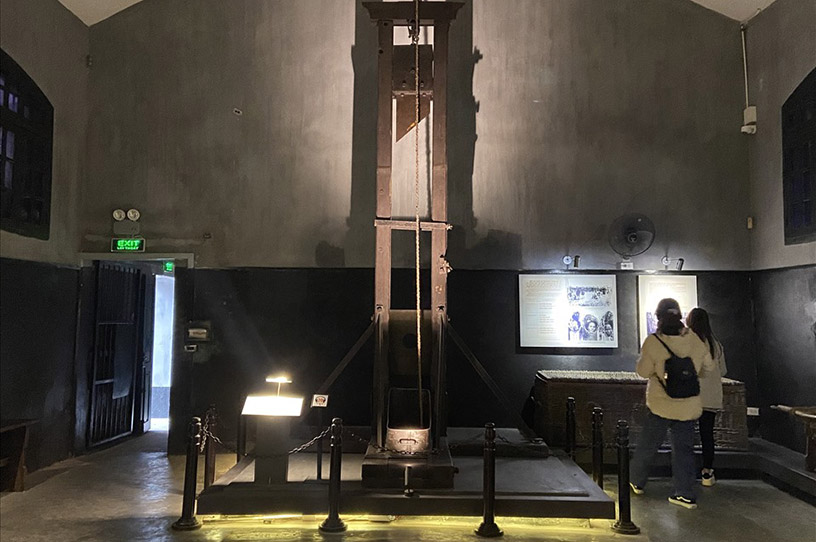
[[0, 419, 37, 492]]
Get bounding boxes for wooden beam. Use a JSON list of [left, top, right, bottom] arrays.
[[374, 219, 451, 231], [376, 21, 393, 219], [363, 2, 464, 25]]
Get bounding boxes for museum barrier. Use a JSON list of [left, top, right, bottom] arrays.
[[475, 423, 503, 538], [171, 416, 202, 531], [591, 406, 604, 489], [565, 397, 577, 460], [319, 418, 347, 533], [203, 406, 217, 489], [611, 420, 640, 535]]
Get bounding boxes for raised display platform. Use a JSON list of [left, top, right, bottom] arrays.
[[196, 428, 613, 519]]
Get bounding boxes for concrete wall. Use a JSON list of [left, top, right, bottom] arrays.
[[83, 0, 750, 270], [747, 0, 816, 269], [0, 0, 88, 266], [0, 258, 79, 471]]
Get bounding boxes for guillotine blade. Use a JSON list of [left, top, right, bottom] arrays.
[[396, 95, 431, 141], [393, 44, 433, 141]]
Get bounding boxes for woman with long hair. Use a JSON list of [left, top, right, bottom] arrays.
[[630, 298, 716, 509], [686, 307, 727, 487]]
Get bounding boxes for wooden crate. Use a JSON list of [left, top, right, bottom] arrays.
[[533, 370, 749, 451]]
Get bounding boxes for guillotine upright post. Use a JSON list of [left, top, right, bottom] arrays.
[[364, 1, 463, 455]]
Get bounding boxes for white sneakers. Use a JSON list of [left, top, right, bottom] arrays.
[[701, 469, 715, 487]]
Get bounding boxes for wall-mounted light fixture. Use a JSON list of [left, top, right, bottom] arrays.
[[562, 255, 581, 269], [661, 256, 685, 271]]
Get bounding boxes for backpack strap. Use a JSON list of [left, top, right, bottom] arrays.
[[651, 333, 678, 358], [649, 333, 671, 393]]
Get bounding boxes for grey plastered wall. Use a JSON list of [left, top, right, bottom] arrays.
[[83, 0, 750, 271], [0, 0, 88, 266], [746, 0, 816, 269]]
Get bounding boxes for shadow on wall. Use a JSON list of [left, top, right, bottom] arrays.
[[316, 240, 345, 267], [450, 228, 523, 270], [341, 0, 379, 267]]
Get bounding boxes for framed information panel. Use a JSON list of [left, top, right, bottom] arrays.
[[637, 274, 698, 345], [519, 274, 618, 348]]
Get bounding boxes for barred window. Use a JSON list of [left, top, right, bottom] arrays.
[[0, 49, 54, 240], [782, 67, 816, 245]]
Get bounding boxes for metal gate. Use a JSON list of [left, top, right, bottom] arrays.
[[87, 262, 144, 447]]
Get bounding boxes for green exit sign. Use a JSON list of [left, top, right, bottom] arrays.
[[110, 237, 145, 252]]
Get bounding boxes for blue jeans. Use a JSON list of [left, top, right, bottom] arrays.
[[631, 411, 696, 499]]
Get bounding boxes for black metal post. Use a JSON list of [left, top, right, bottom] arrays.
[[319, 418, 347, 533], [316, 411, 323, 481], [236, 413, 247, 464], [172, 417, 202, 531], [566, 397, 576, 460], [612, 420, 640, 535], [203, 407, 217, 489], [591, 406, 604, 489], [475, 423, 503, 538]]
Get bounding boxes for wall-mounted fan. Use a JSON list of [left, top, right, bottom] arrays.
[[609, 213, 656, 258]]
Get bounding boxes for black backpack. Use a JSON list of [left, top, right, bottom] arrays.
[[652, 334, 700, 399]]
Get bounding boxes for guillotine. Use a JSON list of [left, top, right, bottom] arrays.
[[196, 2, 613, 521], [360, 1, 464, 489]]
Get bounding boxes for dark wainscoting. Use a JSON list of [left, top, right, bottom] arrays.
[[751, 264, 816, 453], [168, 268, 760, 452], [0, 258, 79, 471]]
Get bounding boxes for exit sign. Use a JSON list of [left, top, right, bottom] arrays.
[[110, 237, 145, 252]]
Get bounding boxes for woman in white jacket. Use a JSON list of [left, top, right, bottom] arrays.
[[687, 308, 728, 487], [630, 298, 716, 510]]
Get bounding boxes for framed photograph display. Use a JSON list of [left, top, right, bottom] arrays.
[[637, 274, 698, 345], [519, 274, 618, 348]]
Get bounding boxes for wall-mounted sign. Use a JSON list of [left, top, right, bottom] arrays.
[[637, 274, 698, 345], [110, 237, 145, 252], [519, 274, 618, 348], [311, 394, 329, 408], [163, 261, 174, 273], [187, 328, 210, 341]]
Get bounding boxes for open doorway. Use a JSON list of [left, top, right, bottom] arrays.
[[149, 274, 175, 431], [77, 253, 192, 451]]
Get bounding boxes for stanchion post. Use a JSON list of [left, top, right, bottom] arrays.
[[591, 406, 604, 489], [316, 410, 323, 481], [204, 406, 217, 489], [319, 418, 347, 533], [566, 397, 576, 460], [611, 420, 640, 535], [236, 413, 247, 464], [172, 417, 203, 531], [475, 423, 503, 538]]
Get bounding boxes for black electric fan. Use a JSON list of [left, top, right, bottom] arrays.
[[608, 213, 656, 258]]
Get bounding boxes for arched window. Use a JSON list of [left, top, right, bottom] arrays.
[[0, 49, 54, 240], [782, 67, 816, 245]]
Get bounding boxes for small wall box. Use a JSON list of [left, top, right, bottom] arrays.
[[187, 327, 210, 341]]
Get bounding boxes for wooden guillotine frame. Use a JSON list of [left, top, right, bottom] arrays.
[[360, 1, 464, 489]]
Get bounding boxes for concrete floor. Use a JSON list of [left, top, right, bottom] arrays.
[[1, 431, 814, 542]]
